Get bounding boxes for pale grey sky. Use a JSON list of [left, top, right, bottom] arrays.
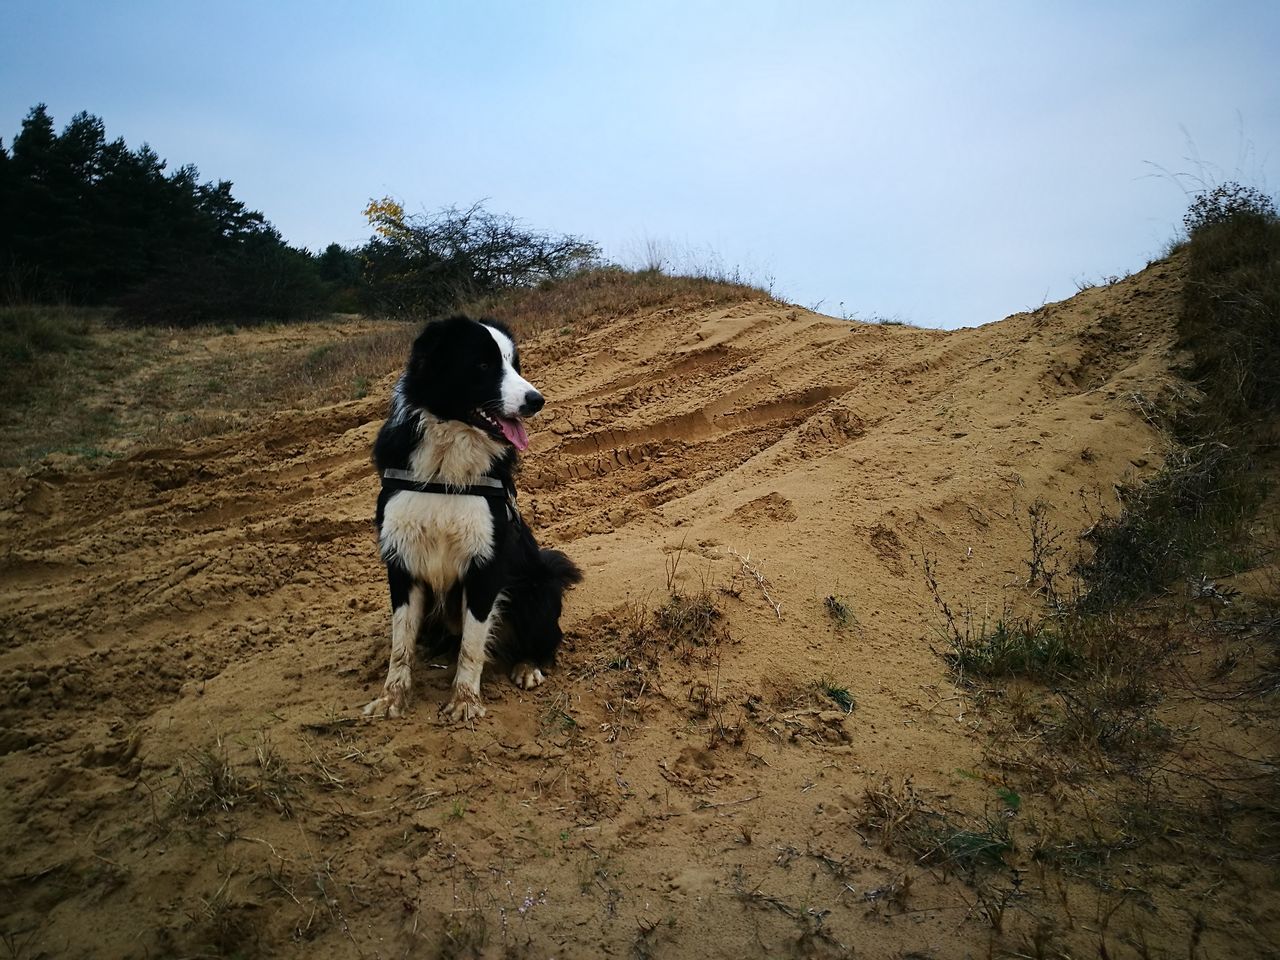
[[3, 1, 1277, 327]]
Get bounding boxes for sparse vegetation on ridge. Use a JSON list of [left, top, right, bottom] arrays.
[[912, 183, 1280, 954], [462, 264, 776, 340], [1077, 182, 1277, 611]]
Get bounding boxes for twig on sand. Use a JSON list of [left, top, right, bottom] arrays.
[[301, 716, 361, 733], [727, 547, 782, 620], [695, 793, 762, 811]]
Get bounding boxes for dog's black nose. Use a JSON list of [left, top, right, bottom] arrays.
[[521, 391, 545, 415]]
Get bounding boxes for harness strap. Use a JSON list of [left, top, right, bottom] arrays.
[[380, 467, 512, 500]]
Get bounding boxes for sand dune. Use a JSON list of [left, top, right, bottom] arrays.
[[6, 254, 1246, 958]]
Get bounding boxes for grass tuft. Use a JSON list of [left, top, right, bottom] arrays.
[[823, 595, 856, 628], [816, 676, 855, 713], [0, 304, 98, 407], [942, 618, 1079, 682], [654, 590, 725, 659], [858, 778, 1013, 875], [0, 303, 95, 365], [168, 734, 300, 820], [1075, 442, 1263, 611]]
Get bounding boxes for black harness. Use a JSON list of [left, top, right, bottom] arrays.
[[380, 467, 517, 519]]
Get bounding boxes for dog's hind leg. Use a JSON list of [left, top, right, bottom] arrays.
[[504, 547, 579, 690], [363, 563, 425, 719], [442, 584, 503, 723]]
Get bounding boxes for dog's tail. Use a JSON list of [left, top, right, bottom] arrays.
[[539, 548, 583, 591]]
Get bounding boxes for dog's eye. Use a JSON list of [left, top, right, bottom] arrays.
[[477, 362, 490, 371]]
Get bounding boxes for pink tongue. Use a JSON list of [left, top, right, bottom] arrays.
[[496, 415, 529, 451]]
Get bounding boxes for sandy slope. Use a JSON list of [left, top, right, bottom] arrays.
[[1, 255, 1237, 958]]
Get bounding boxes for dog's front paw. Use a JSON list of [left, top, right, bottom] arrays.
[[362, 685, 407, 719], [510, 663, 546, 690], [441, 689, 486, 723]]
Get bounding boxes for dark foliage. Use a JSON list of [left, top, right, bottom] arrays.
[[1076, 183, 1278, 609], [359, 200, 600, 317], [1075, 441, 1261, 611], [1182, 182, 1277, 236], [1179, 183, 1280, 421], [0, 104, 328, 323], [116, 232, 326, 325]]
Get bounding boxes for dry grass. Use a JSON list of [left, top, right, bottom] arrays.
[[575, 577, 738, 749], [271, 325, 415, 403], [0, 307, 416, 466], [907, 200, 1280, 936], [1, 265, 772, 467], [462, 265, 775, 340], [857, 778, 1025, 933], [654, 590, 726, 661], [858, 777, 1014, 875], [167, 733, 301, 821]]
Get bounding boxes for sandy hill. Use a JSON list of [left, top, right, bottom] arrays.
[[5, 254, 1263, 958]]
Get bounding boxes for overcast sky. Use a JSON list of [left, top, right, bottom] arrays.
[[3, 1, 1277, 328]]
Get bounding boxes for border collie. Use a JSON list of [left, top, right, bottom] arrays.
[[363, 314, 581, 722]]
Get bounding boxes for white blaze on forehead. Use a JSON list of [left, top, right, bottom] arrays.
[[482, 322, 516, 364], [482, 323, 540, 415]]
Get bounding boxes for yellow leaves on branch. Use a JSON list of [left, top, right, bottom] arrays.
[[363, 196, 410, 240]]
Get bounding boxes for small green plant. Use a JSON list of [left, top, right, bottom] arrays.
[[304, 343, 336, 368], [817, 676, 855, 713], [823, 595, 856, 627], [922, 551, 1075, 682], [927, 816, 1013, 870], [995, 786, 1021, 812], [943, 617, 1078, 681], [64, 444, 118, 462]]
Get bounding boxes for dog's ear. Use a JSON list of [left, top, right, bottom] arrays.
[[410, 320, 445, 373]]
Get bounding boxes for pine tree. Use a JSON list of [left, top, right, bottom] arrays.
[[2, 104, 328, 321]]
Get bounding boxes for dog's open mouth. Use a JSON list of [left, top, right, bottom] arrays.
[[471, 409, 529, 451]]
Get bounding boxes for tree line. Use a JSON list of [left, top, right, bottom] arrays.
[[0, 105, 598, 325]]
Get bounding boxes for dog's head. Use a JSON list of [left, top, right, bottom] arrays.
[[399, 314, 543, 451]]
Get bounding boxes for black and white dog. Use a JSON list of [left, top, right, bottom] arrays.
[[363, 314, 581, 722]]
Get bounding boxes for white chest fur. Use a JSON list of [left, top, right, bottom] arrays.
[[379, 413, 503, 593], [380, 491, 495, 593], [408, 414, 504, 485]]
